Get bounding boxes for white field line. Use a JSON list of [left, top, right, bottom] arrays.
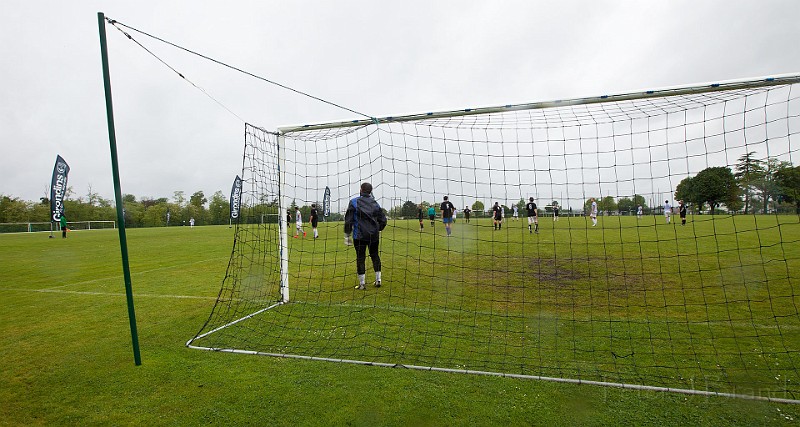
[[0, 287, 218, 300], [44, 257, 228, 290]]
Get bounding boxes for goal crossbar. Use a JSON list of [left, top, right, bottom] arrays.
[[280, 73, 800, 133]]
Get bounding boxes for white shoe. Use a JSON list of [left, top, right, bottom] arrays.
[[373, 281, 381, 288], [355, 284, 366, 290]]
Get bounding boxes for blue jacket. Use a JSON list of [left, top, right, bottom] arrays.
[[344, 192, 387, 240]]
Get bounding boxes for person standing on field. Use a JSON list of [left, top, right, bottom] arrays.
[[526, 197, 538, 234], [679, 200, 687, 226], [664, 200, 672, 224], [428, 205, 436, 226], [60, 214, 68, 238], [492, 202, 503, 230], [309, 204, 319, 238], [553, 204, 560, 222], [418, 204, 425, 230], [463, 206, 471, 223], [294, 207, 306, 238], [441, 196, 455, 237], [590, 198, 598, 227], [345, 182, 387, 290]]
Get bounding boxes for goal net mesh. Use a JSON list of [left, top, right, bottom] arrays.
[[190, 81, 800, 400]]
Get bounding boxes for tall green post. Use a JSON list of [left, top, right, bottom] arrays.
[[97, 12, 142, 366]]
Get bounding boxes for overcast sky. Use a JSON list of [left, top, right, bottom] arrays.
[[3, 1, 800, 204]]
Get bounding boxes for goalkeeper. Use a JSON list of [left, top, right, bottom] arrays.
[[344, 182, 387, 289]]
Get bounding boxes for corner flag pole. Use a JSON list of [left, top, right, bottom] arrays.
[[98, 12, 142, 366]]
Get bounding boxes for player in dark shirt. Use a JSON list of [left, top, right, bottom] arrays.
[[463, 206, 471, 223], [309, 204, 319, 238], [553, 204, 560, 222], [418, 204, 424, 230], [679, 200, 687, 226], [440, 196, 455, 237], [344, 182, 387, 289], [492, 202, 503, 230], [525, 197, 538, 234]]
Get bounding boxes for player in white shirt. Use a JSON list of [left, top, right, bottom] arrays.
[[590, 198, 598, 227], [512, 205, 519, 221], [294, 207, 306, 238], [664, 200, 672, 224], [637, 205, 643, 219]]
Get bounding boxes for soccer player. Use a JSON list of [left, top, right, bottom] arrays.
[[441, 196, 455, 236], [525, 197, 538, 233], [60, 214, 68, 238], [492, 202, 503, 230], [678, 200, 687, 226], [664, 200, 672, 224], [589, 198, 598, 227], [344, 182, 387, 289], [294, 207, 306, 238], [428, 205, 436, 226], [512, 205, 519, 221], [418, 204, 425, 230], [309, 203, 319, 238], [553, 204, 560, 222], [463, 206, 471, 223], [637, 205, 643, 219]]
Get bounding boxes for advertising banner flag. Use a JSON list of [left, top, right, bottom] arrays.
[[323, 186, 331, 217], [230, 175, 243, 219], [50, 155, 70, 221]]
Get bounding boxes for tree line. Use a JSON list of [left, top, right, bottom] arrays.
[[3, 153, 799, 226], [673, 153, 800, 214], [0, 189, 233, 227]]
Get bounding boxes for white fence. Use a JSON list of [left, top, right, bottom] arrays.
[[0, 221, 116, 234]]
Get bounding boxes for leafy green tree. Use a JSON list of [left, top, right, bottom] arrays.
[[775, 163, 800, 213], [675, 176, 697, 209], [29, 202, 51, 222], [190, 191, 207, 208], [691, 166, 740, 214], [173, 191, 186, 207], [0, 195, 28, 223], [754, 158, 791, 213], [598, 196, 617, 213], [617, 197, 635, 214], [142, 204, 168, 227], [401, 200, 418, 218], [208, 191, 228, 225], [734, 151, 765, 213], [472, 200, 484, 213]]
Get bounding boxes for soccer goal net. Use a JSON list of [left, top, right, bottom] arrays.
[[189, 75, 800, 402]]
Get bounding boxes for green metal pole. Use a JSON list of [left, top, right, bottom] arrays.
[[98, 12, 142, 366]]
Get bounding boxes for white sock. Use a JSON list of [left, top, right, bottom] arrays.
[[375, 271, 381, 282], [358, 274, 365, 285], [314, 229, 318, 238]]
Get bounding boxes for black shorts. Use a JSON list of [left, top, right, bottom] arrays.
[[429, 214, 435, 221], [311, 217, 318, 227]]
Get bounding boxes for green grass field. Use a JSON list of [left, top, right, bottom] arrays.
[[2, 217, 800, 425]]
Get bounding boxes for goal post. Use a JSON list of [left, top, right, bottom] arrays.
[[189, 74, 800, 403]]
